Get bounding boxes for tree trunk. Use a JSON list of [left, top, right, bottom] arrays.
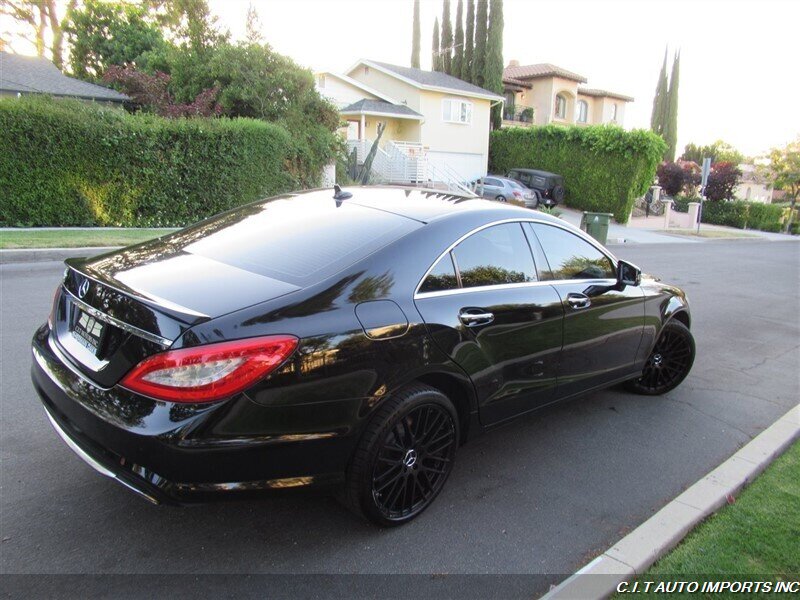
[[359, 123, 386, 185]]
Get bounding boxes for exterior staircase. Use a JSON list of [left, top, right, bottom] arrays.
[[346, 139, 476, 196]]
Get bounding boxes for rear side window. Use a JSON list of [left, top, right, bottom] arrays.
[[530, 223, 615, 280], [453, 223, 536, 289], [419, 254, 459, 293], [483, 178, 501, 187]]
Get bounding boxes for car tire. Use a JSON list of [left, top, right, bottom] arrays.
[[551, 185, 565, 204], [496, 195, 506, 202], [342, 383, 459, 526], [626, 320, 695, 396]]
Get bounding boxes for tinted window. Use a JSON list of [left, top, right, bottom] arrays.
[[181, 191, 420, 286], [523, 224, 554, 281], [483, 178, 501, 187], [420, 253, 459, 293], [453, 223, 536, 288], [531, 223, 615, 280]]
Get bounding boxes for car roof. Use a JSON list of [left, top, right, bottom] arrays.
[[307, 185, 538, 224]]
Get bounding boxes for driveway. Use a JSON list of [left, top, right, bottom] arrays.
[[1, 241, 798, 598]]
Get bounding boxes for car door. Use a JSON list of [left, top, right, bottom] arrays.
[[482, 177, 502, 199], [526, 223, 645, 397], [414, 222, 564, 425]]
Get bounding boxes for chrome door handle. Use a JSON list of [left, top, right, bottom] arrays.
[[459, 310, 495, 326], [567, 293, 591, 309]]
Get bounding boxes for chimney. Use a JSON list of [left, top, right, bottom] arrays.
[[508, 59, 520, 67]]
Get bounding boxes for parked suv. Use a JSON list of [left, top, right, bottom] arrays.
[[478, 176, 539, 209], [506, 168, 565, 207]]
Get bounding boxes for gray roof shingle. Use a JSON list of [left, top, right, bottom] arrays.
[[340, 99, 423, 118], [367, 61, 503, 99], [0, 52, 129, 102]]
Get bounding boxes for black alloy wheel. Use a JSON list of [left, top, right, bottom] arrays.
[[343, 384, 458, 526], [627, 320, 695, 395]]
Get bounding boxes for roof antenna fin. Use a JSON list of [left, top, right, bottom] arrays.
[[333, 184, 353, 206]]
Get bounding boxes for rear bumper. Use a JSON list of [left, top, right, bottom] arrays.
[[31, 325, 351, 504]]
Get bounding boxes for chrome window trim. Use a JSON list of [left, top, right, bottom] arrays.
[[63, 286, 173, 347], [413, 217, 618, 299]]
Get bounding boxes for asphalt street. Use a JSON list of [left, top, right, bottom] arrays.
[[1, 240, 798, 598]]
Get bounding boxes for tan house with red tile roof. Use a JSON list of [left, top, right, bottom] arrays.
[[502, 60, 633, 128]]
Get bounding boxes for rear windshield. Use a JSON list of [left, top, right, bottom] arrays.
[[169, 191, 421, 287]]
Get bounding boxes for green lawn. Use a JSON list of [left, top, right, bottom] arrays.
[[623, 441, 799, 597], [0, 228, 178, 249]]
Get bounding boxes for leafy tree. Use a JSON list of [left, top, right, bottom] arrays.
[[441, 0, 452, 74], [431, 17, 441, 71], [1, 0, 74, 68], [650, 49, 668, 135], [486, 0, 503, 129], [452, 0, 464, 78], [410, 0, 420, 68], [681, 140, 744, 165], [664, 50, 680, 161], [143, 0, 227, 52], [705, 162, 741, 201], [763, 138, 800, 230], [656, 161, 699, 196], [103, 64, 221, 117], [471, 0, 488, 87], [462, 0, 474, 82], [244, 2, 262, 44], [64, 0, 166, 80]]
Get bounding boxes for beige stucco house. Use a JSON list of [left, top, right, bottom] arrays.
[[734, 164, 773, 203], [502, 60, 632, 128], [316, 59, 503, 189]]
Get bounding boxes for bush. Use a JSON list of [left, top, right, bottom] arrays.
[[489, 125, 666, 223], [704, 161, 741, 201], [657, 162, 686, 196], [0, 96, 319, 227], [671, 196, 795, 232]]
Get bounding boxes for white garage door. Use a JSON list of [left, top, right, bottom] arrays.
[[427, 151, 487, 184]]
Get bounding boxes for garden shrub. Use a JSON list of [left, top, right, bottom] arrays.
[[0, 96, 331, 227], [671, 195, 795, 232], [489, 124, 666, 223]]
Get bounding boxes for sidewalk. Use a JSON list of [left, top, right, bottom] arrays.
[[557, 207, 798, 245]]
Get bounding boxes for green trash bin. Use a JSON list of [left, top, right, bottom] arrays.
[[580, 212, 614, 244]]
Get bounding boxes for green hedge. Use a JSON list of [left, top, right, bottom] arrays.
[[0, 96, 318, 227], [673, 196, 796, 232], [489, 125, 666, 223]]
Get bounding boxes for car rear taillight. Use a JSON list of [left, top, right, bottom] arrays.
[[120, 335, 298, 403], [513, 190, 522, 198]]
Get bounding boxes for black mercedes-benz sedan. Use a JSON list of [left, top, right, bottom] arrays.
[[31, 186, 695, 526]]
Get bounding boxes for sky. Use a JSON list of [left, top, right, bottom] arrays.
[[4, 0, 799, 157]]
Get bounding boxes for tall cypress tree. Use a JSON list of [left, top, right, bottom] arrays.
[[452, 0, 464, 79], [432, 18, 441, 71], [411, 0, 420, 68], [462, 0, 475, 82], [665, 50, 680, 161], [441, 0, 453, 74], [472, 0, 488, 87], [650, 49, 668, 136], [485, 0, 504, 129]]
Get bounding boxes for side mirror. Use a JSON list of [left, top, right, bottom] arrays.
[[617, 259, 641, 287]]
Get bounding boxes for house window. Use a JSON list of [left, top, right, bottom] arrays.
[[577, 100, 588, 123], [555, 94, 567, 119], [442, 98, 473, 124], [611, 103, 618, 122]]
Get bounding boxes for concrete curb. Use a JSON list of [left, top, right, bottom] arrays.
[[0, 247, 119, 265], [541, 403, 800, 600]]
